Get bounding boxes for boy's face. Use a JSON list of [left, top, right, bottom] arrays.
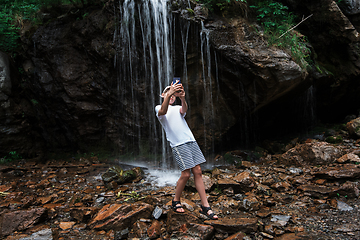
[[162, 91, 176, 104]]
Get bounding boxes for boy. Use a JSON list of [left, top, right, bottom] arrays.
[[155, 80, 218, 220]]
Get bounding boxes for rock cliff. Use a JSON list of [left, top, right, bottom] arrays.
[[1, 0, 360, 156]]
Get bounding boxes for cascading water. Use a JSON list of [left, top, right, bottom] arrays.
[[114, 0, 173, 169], [113, 0, 227, 185], [200, 22, 216, 156]]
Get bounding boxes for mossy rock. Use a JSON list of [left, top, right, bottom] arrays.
[[325, 136, 343, 144], [101, 166, 139, 185]]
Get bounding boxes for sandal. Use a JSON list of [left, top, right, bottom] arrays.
[[172, 200, 184, 213], [199, 205, 218, 220]]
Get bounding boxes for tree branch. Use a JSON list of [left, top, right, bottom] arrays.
[[279, 14, 313, 39]]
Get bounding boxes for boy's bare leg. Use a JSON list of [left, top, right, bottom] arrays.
[[174, 169, 190, 212], [192, 165, 218, 219]]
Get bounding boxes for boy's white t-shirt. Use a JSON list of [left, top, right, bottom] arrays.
[[155, 105, 195, 148]]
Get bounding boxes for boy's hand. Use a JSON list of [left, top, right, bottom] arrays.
[[168, 81, 182, 96], [175, 88, 185, 99]]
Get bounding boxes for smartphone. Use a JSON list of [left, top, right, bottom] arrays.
[[172, 77, 181, 85]]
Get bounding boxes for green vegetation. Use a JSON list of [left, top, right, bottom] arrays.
[[0, 0, 102, 53], [198, 0, 247, 14], [250, 0, 311, 69], [325, 135, 343, 144], [0, 151, 22, 163], [116, 190, 146, 202]]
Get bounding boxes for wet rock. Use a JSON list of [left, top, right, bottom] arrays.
[[282, 142, 342, 165], [288, 167, 303, 175], [166, 210, 199, 233], [314, 165, 360, 179], [88, 203, 153, 231], [70, 207, 98, 223], [270, 215, 291, 227], [224, 231, 246, 240], [114, 228, 129, 240], [130, 220, 148, 238], [18, 228, 53, 240], [233, 171, 256, 192], [297, 184, 339, 198], [213, 195, 239, 209], [101, 166, 138, 187], [0, 208, 47, 236], [334, 223, 360, 232], [271, 181, 292, 191], [276, 232, 317, 240], [239, 195, 261, 211], [59, 221, 76, 230], [204, 217, 258, 234], [337, 200, 354, 211], [346, 117, 360, 138], [217, 178, 242, 193], [337, 153, 360, 163], [170, 223, 214, 240], [147, 220, 161, 239], [132, 167, 145, 183], [336, 181, 359, 198], [186, 174, 215, 192], [152, 206, 162, 220]]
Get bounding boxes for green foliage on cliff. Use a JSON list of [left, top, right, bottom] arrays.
[[199, 0, 247, 14], [250, 0, 311, 69], [0, 0, 101, 53]]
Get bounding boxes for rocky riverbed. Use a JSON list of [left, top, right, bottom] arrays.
[[1, 135, 360, 240]]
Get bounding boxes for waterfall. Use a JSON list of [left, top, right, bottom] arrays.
[[200, 22, 215, 155], [302, 85, 316, 131], [114, 0, 173, 168], [113, 0, 223, 171]]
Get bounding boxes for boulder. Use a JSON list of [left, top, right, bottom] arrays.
[[101, 166, 138, 187], [170, 223, 214, 240], [346, 117, 360, 138], [297, 184, 340, 198], [204, 217, 258, 234], [186, 174, 215, 192], [314, 165, 360, 179], [337, 153, 360, 163], [0, 208, 47, 237], [166, 209, 199, 233], [88, 203, 153, 231], [282, 142, 343, 165], [233, 171, 256, 192]]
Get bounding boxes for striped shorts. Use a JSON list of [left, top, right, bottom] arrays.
[[172, 141, 206, 171]]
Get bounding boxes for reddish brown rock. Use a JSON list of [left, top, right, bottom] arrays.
[[337, 153, 360, 163], [224, 231, 246, 240], [166, 210, 199, 233], [346, 117, 360, 138], [282, 142, 342, 166], [335, 181, 359, 198], [170, 223, 214, 240], [204, 217, 258, 234], [131, 220, 149, 238], [276, 232, 318, 239], [239, 195, 261, 211], [314, 165, 360, 179], [187, 174, 215, 192], [0, 208, 47, 236], [297, 184, 339, 198], [59, 221, 76, 230], [147, 220, 161, 239], [70, 207, 98, 223], [217, 178, 242, 193], [88, 203, 153, 231], [270, 181, 292, 191], [233, 172, 256, 192]]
